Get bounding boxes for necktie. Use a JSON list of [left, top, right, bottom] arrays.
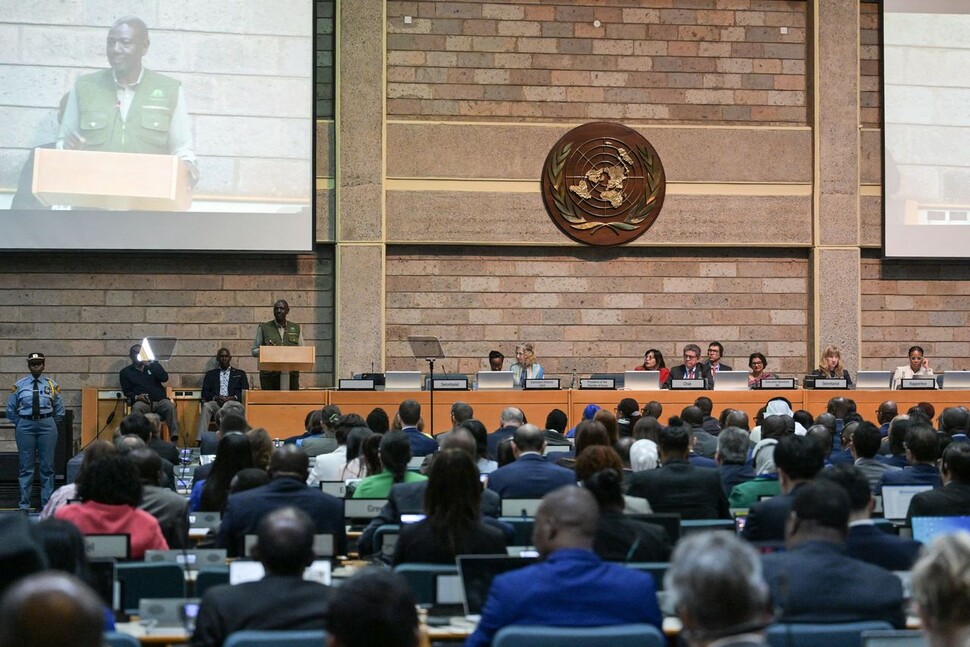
[[31, 379, 40, 416], [688, 369, 694, 379]]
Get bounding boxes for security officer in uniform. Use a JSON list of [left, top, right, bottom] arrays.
[[6, 353, 65, 511], [252, 299, 304, 390]]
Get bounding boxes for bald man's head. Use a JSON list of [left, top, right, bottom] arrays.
[[439, 427, 477, 460], [0, 572, 104, 647], [254, 507, 315, 576], [269, 444, 309, 480], [532, 486, 599, 557]]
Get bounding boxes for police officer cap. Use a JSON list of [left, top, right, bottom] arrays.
[[26, 352, 45, 363]]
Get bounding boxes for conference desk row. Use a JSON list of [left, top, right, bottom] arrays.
[[81, 387, 969, 445]]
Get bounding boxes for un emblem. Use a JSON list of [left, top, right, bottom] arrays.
[[541, 122, 666, 246]]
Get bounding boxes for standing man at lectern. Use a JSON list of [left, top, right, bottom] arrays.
[[57, 16, 200, 186], [252, 299, 303, 390], [120, 344, 179, 440]]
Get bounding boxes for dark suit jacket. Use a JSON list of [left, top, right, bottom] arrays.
[[594, 511, 672, 563], [148, 437, 180, 465], [216, 476, 346, 557], [718, 463, 756, 499], [200, 366, 249, 402], [761, 541, 906, 628], [486, 453, 576, 499], [192, 575, 329, 647], [845, 523, 921, 571], [486, 426, 518, 461], [465, 549, 662, 647], [663, 364, 713, 389], [627, 459, 730, 519], [392, 518, 507, 565], [907, 481, 970, 520], [140, 484, 189, 550], [402, 426, 438, 457], [878, 463, 942, 493], [742, 485, 802, 542], [358, 480, 502, 555]]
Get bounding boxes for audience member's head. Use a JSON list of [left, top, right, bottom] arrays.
[[817, 464, 873, 517], [496, 436, 515, 467], [773, 434, 824, 490], [532, 486, 598, 557], [694, 396, 714, 417], [716, 427, 750, 466], [632, 416, 662, 443], [887, 415, 911, 455], [31, 519, 92, 582], [219, 412, 249, 434], [320, 404, 342, 431], [680, 405, 704, 428], [573, 419, 610, 458], [724, 409, 750, 431], [253, 507, 315, 576], [806, 425, 833, 455], [911, 532, 970, 647], [877, 400, 898, 425], [593, 409, 619, 444], [786, 480, 850, 545], [129, 447, 164, 485], [814, 412, 837, 435], [437, 428, 477, 459], [366, 407, 390, 434], [939, 407, 970, 435], [245, 427, 275, 470], [74, 439, 116, 485], [643, 400, 663, 419], [216, 400, 246, 426], [424, 450, 482, 554], [450, 401, 473, 425], [792, 409, 814, 432], [500, 406, 525, 429], [658, 425, 691, 461], [202, 433, 254, 511], [268, 444, 310, 481], [582, 467, 626, 513], [630, 439, 659, 472], [617, 398, 641, 419], [325, 568, 419, 647], [575, 446, 623, 485], [0, 515, 46, 600], [77, 453, 141, 506], [334, 414, 367, 446], [119, 412, 154, 442], [752, 439, 777, 476], [826, 396, 853, 420], [850, 421, 883, 460], [545, 409, 568, 434], [457, 419, 489, 460], [378, 431, 412, 483], [613, 436, 634, 468], [760, 415, 788, 440], [0, 572, 104, 647], [230, 467, 271, 494], [511, 424, 545, 456], [906, 422, 940, 465], [666, 532, 771, 646], [942, 441, 970, 485]]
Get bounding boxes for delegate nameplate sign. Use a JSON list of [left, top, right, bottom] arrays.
[[759, 378, 796, 389], [338, 379, 375, 391], [525, 378, 560, 390], [901, 378, 936, 390], [671, 379, 705, 390], [813, 378, 848, 389], [432, 378, 468, 391], [580, 378, 615, 389]]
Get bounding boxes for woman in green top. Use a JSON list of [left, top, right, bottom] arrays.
[[353, 430, 427, 498]]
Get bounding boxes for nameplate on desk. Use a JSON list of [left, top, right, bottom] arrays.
[[525, 379, 560, 390], [338, 379, 376, 391], [671, 379, 705, 390], [813, 378, 848, 389], [173, 390, 201, 399], [96, 390, 124, 400], [580, 378, 615, 389], [759, 378, 796, 389], [901, 378, 936, 390], [432, 378, 468, 390]]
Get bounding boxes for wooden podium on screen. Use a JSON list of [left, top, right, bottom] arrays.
[[32, 148, 192, 211], [258, 346, 315, 391]]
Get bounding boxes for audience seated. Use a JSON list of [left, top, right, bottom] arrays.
[[615, 398, 640, 438], [194, 410, 249, 482], [308, 414, 366, 484], [342, 429, 381, 480], [458, 419, 499, 474], [716, 427, 755, 498], [907, 441, 970, 520], [40, 439, 116, 520], [465, 486, 662, 647], [593, 408, 619, 445], [397, 399, 438, 457], [878, 420, 942, 492], [0, 514, 46, 600], [850, 421, 901, 491], [217, 445, 346, 557], [118, 412, 177, 490], [392, 449, 506, 565], [760, 480, 906, 628], [729, 436, 781, 509], [55, 453, 168, 559], [245, 427, 275, 471], [143, 412, 180, 465], [0, 572, 104, 647], [666, 532, 772, 647], [879, 415, 912, 465], [485, 424, 576, 499], [543, 408, 572, 447], [627, 424, 729, 519], [575, 445, 650, 514], [194, 507, 330, 647], [742, 434, 824, 542], [325, 568, 419, 647], [191, 433, 254, 512], [694, 396, 721, 435], [130, 447, 190, 549], [366, 407, 390, 434], [555, 419, 609, 470], [353, 430, 427, 499], [818, 464, 922, 571], [911, 531, 970, 647], [487, 407, 525, 460]]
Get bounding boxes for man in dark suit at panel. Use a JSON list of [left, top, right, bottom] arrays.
[[663, 344, 713, 390], [819, 464, 921, 571], [198, 347, 249, 437], [194, 507, 330, 647], [486, 424, 576, 499], [216, 445, 346, 557], [742, 434, 824, 542], [627, 424, 729, 519], [703, 341, 733, 382], [907, 440, 970, 521], [760, 480, 906, 628]]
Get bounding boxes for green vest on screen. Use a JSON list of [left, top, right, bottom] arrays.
[[75, 69, 180, 154]]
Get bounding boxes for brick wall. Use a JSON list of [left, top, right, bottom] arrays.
[[386, 0, 808, 124], [862, 254, 970, 371], [860, 1, 880, 127], [386, 246, 810, 378], [316, 1, 336, 117], [0, 251, 335, 421]]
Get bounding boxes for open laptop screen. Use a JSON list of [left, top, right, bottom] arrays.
[[457, 555, 536, 617]]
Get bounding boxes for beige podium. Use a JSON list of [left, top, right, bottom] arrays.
[[32, 148, 192, 211], [258, 346, 315, 391]]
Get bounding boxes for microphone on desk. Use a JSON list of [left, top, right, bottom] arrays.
[[570, 370, 577, 389]]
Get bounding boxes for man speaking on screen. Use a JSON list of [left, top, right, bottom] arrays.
[[57, 16, 200, 187]]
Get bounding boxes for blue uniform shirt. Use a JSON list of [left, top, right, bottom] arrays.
[[6, 375, 65, 423]]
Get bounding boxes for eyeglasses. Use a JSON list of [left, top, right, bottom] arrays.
[[750, 361, 764, 367], [909, 356, 922, 361], [684, 354, 698, 359]]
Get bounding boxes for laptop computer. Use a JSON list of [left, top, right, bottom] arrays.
[[229, 559, 332, 585], [457, 555, 536, 619], [881, 484, 934, 521], [911, 515, 970, 544], [138, 598, 200, 630], [384, 371, 423, 391], [476, 371, 514, 390], [144, 549, 227, 569], [84, 534, 130, 560], [856, 370, 892, 390], [713, 370, 750, 391], [624, 370, 660, 391], [943, 370, 970, 390], [500, 498, 543, 517]]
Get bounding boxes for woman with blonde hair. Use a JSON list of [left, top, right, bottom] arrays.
[[809, 345, 853, 387], [510, 342, 543, 387]]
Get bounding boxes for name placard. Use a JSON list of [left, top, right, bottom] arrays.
[[812, 378, 848, 389], [759, 378, 796, 390], [432, 378, 468, 391], [671, 379, 706, 390], [580, 378, 615, 390], [525, 378, 560, 390], [338, 379, 375, 391], [901, 378, 936, 390]]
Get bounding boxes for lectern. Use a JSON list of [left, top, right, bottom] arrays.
[[32, 148, 192, 211], [258, 346, 314, 391]]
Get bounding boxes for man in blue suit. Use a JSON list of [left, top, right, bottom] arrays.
[[818, 465, 921, 571], [878, 422, 942, 493], [216, 445, 346, 557], [760, 480, 906, 628], [486, 425, 576, 499], [398, 399, 439, 457], [465, 486, 662, 647]]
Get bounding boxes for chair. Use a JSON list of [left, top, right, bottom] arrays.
[[194, 565, 230, 597], [373, 524, 401, 559], [116, 562, 186, 615], [223, 629, 327, 647], [103, 632, 141, 647], [393, 563, 458, 605], [623, 562, 670, 589], [766, 621, 895, 647], [492, 623, 664, 647]]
